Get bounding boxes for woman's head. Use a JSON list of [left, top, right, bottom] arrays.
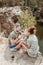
[[28, 26, 36, 34]]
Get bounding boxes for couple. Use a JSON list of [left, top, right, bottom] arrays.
[[9, 26, 39, 58]]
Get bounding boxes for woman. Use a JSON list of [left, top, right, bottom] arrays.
[[15, 26, 39, 58], [27, 26, 39, 57]]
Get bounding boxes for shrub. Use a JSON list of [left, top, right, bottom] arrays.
[[19, 10, 36, 29]]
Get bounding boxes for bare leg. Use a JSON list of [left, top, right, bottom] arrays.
[[15, 42, 22, 49], [15, 41, 28, 52], [21, 43, 28, 52]]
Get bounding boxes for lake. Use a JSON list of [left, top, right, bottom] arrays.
[[36, 24, 43, 55]]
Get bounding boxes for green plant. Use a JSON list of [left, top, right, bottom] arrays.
[[19, 10, 36, 29]]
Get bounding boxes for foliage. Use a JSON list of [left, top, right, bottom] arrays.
[[19, 10, 36, 29], [0, 1, 4, 7], [29, 0, 38, 9], [1, 0, 25, 6], [13, 0, 25, 6]]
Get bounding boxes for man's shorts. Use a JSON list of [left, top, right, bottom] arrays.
[[9, 43, 18, 48]]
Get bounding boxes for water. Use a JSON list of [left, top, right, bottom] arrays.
[[36, 24, 43, 55]]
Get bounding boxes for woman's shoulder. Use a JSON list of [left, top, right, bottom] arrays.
[[27, 35, 38, 41]]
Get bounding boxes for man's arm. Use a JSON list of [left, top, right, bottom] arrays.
[[10, 38, 19, 44]]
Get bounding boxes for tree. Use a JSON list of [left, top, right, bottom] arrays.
[[0, 1, 4, 7], [0, 0, 25, 6], [12, 0, 25, 6], [29, 0, 38, 8]]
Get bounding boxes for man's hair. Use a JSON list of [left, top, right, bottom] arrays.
[[12, 15, 18, 23]]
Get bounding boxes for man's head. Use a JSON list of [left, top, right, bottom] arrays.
[[12, 15, 18, 23]]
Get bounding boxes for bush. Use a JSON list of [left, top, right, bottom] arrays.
[[19, 10, 36, 29]]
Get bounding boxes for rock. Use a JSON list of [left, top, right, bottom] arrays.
[[40, 63, 43, 65], [0, 37, 43, 65], [34, 54, 43, 65]]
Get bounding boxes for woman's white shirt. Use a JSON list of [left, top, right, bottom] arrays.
[[27, 35, 39, 57]]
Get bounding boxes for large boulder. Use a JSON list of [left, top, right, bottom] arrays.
[[0, 36, 43, 65]]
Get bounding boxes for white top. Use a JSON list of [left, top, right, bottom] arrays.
[[27, 35, 39, 57]]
